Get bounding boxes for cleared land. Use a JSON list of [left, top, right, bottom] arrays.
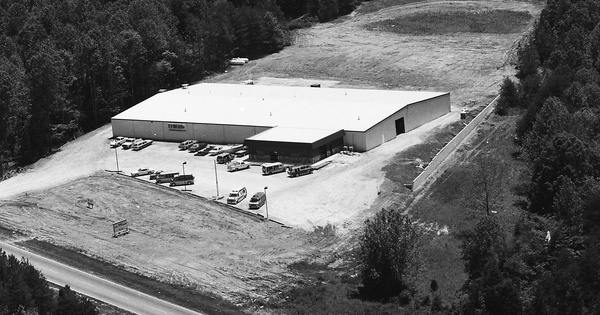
[[0, 0, 541, 311]]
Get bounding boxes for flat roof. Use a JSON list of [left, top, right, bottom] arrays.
[[112, 83, 448, 132], [245, 127, 342, 144]]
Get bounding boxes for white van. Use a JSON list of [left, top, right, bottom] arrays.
[[227, 187, 247, 205]]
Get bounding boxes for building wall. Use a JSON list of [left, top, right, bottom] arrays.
[[355, 93, 451, 151], [404, 93, 450, 131], [112, 119, 270, 143], [247, 136, 344, 164], [343, 131, 367, 152]]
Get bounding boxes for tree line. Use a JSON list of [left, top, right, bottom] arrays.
[[0, 0, 362, 167], [457, 0, 600, 313], [0, 249, 98, 315]]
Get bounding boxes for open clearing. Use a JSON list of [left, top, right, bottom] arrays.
[[0, 0, 541, 309]]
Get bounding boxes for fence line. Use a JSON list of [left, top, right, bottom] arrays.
[[411, 95, 500, 190]]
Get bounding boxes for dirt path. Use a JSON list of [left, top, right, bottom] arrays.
[[0, 125, 113, 200]]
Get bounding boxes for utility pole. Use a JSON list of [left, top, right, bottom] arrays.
[[214, 160, 221, 199], [114, 147, 120, 172], [264, 186, 269, 222]]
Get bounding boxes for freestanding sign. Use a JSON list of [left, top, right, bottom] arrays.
[[112, 219, 129, 238]]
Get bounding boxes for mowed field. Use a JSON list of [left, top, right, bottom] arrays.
[[0, 0, 541, 310]]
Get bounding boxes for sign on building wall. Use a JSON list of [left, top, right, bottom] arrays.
[[168, 123, 187, 131]]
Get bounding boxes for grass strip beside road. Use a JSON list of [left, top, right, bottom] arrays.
[[17, 239, 244, 315]]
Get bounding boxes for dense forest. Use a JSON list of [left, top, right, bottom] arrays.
[[463, 0, 600, 313], [0, 0, 357, 167], [0, 249, 98, 314]]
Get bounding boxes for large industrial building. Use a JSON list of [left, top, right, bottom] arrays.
[[111, 83, 450, 163]]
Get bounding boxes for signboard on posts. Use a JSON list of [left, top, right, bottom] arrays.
[[112, 219, 129, 238]]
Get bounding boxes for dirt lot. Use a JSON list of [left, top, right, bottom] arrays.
[[0, 0, 541, 309]]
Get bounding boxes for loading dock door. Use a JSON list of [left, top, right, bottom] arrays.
[[395, 117, 406, 135]]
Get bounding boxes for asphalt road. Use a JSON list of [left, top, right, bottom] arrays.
[[0, 242, 205, 315]]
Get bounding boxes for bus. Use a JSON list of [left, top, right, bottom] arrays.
[[262, 162, 286, 175]]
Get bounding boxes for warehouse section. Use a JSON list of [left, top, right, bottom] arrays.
[[111, 83, 450, 162]]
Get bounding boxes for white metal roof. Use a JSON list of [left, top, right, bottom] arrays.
[[112, 83, 448, 132], [246, 127, 342, 144]]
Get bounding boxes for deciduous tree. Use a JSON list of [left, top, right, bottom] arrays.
[[358, 208, 422, 302]]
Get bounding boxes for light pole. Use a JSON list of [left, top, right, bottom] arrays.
[[264, 186, 269, 222], [213, 160, 221, 199], [114, 147, 120, 173], [182, 161, 190, 191]]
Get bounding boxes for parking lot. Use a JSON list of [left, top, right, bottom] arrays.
[[115, 140, 355, 228], [111, 108, 458, 232]]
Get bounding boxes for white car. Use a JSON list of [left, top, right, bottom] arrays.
[[227, 160, 250, 172], [208, 146, 223, 156], [131, 168, 155, 177], [110, 136, 126, 148]]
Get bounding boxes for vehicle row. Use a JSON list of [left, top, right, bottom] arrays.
[[130, 168, 194, 186], [178, 140, 247, 158], [130, 168, 265, 209], [261, 162, 313, 177], [226, 187, 268, 210], [110, 136, 153, 151]]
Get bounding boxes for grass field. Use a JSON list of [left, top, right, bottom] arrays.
[[366, 10, 532, 35], [356, 0, 424, 15]]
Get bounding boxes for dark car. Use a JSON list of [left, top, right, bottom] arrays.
[[194, 145, 214, 156], [188, 142, 207, 153]]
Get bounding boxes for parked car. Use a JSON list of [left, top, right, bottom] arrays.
[[110, 136, 126, 148], [131, 167, 155, 177], [287, 165, 313, 177], [208, 146, 223, 156], [188, 142, 207, 153], [194, 145, 214, 156], [155, 171, 180, 184], [169, 174, 194, 186], [149, 170, 163, 180], [216, 153, 234, 164], [178, 140, 196, 150], [234, 149, 248, 158], [132, 139, 153, 151], [249, 192, 266, 209], [227, 160, 250, 172], [122, 138, 142, 149], [227, 187, 247, 205]]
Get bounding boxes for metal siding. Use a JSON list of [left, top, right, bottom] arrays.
[[111, 119, 135, 138], [343, 131, 367, 152], [405, 93, 450, 131]]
